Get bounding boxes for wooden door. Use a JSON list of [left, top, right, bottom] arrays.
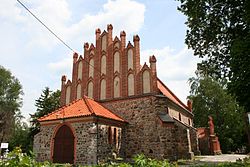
[[53, 125, 74, 164]]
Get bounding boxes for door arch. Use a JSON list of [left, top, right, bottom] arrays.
[[53, 125, 75, 164]]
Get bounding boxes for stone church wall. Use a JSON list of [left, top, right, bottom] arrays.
[[34, 121, 123, 165], [102, 95, 198, 160], [71, 122, 97, 165], [33, 124, 56, 162]]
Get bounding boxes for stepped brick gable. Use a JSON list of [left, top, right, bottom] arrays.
[[34, 25, 200, 165]]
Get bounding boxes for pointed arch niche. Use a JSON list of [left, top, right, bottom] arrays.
[[100, 79, 106, 100], [76, 83, 81, 100], [89, 59, 94, 78], [102, 35, 107, 51], [101, 55, 106, 75], [128, 74, 134, 96], [128, 49, 133, 70], [113, 76, 120, 98], [114, 52, 120, 73], [87, 81, 93, 98], [66, 86, 71, 105], [142, 70, 150, 93], [77, 61, 83, 80]]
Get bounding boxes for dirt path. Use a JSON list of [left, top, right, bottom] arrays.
[[197, 154, 249, 162]]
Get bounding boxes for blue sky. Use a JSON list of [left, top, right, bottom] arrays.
[[0, 0, 199, 121]]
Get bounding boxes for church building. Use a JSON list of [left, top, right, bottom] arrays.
[[33, 24, 199, 165]]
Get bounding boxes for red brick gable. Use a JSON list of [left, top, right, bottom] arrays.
[[38, 96, 126, 122]]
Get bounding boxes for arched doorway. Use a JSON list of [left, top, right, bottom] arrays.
[[53, 125, 74, 164]]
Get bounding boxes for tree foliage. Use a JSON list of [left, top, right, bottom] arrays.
[[177, 0, 249, 78], [177, 0, 250, 109], [0, 65, 23, 143], [30, 87, 60, 135], [189, 75, 246, 152]]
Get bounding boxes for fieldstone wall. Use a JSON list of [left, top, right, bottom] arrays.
[[71, 122, 97, 165], [102, 95, 198, 160], [33, 124, 56, 162], [97, 124, 123, 163]]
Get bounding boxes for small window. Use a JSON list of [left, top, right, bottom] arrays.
[[108, 126, 112, 144], [179, 113, 182, 121], [113, 128, 117, 145]]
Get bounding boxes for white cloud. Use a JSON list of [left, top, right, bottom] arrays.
[[47, 52, 73, 77], [2, 0, 145, 51], [141, 46, 199, 103]]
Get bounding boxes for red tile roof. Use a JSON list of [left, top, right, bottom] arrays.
[[38, 96, 126, 122], [157, 79, 191, 112]]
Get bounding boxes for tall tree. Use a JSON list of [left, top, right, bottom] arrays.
[[189, 75, 246, 152], [177, 0, 250, 146], [30, 87, 60, 135], [0, 66, 23, 143]]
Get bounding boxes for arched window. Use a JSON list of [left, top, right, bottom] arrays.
[[87, 81, 93, 98], [114, 52, 120, 72], [100, 79, 106, 100], [143, 70, 150, 93], [114, 77, 120, 98], [77, 61, 83, 80], [89, 59, 94, 78], [66, 86, 71, 105], [102, 35, 107, 51], [76, 84, 81, 100], [128, 74, 134, 96], [101, 56, 106, 75], [128, 49, 133, 70]]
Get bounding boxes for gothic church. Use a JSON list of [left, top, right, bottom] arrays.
[[34, 24, 199, 165]]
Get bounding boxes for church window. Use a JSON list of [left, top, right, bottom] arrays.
[[102, 35, 107, 51], [128, 49, 133, 70], [128, 74, 134, 96], [114, 77, 120, 98], [66, 86, 71, 105], [100, 79, 106, 100], [77, 61, 83, 80], [76, 84, 81, 100], [113, 128, 117, 145], [142, 70, 150, 93], [179, 113, 182, 121], [89, 59, 94, 78], [101, 56, 106, 74], [114, 52, 120, 73], [108, 126, 112, 144], [87, 81, 93, 98]]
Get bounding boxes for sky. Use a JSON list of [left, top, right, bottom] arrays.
[[0, 0, 199, 121]]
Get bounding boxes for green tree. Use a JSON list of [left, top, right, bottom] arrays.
[[0, 65, 23, 143], [177, 0, 250, 148], [8, 113, 32, 153], [189, 75, 246, 152], [30, 87, 60, 135]]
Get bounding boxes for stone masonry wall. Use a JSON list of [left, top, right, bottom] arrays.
[[33, 124, 56, 162], [97, 124, 123, 163], [71, 122, 97, 165], [102, 95, 197, 160]]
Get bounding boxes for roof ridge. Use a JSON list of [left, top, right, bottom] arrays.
[[82, 96, 95, 115]]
